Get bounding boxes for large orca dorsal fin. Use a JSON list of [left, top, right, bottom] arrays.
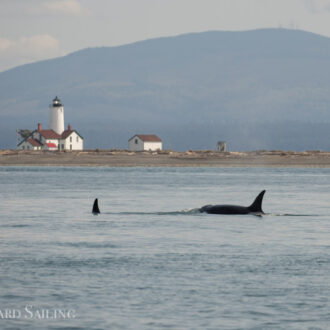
[[248, 190, 266, 213], [92, 198, 100, 214]]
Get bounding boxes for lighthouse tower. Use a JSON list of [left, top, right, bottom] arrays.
[[49, 96, 64, 135]]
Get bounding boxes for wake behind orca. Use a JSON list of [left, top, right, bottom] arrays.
[[199, 190, 266, 215], [92, 190, 266, 215]]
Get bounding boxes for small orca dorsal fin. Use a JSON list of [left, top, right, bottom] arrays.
[[92, 198, 100, 214], [248, 190, 266, 213]]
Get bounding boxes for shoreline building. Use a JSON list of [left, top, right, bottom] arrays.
[[17, 97, 83, 151], [217, 141, 227, 152], [128, 134, 162, 151]]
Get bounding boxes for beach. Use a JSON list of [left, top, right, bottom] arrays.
[[1, 149, 330, 167]]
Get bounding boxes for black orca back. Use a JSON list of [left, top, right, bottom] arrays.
[[200, 190, 266, 214], [200, 205, 250, 214], [92, 198, 100, 214]]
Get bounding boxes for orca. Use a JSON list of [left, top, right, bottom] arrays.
[[92, 198, 100, 215], [199, 190, 266, 215]]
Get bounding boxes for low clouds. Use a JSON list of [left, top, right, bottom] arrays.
[[304, 0, 330, 12], [0, 0, 87, 71], [0, 39, 13, 53], [42, 0, 86, 16], [0, 0, 87, 16], [0, 35, 64, 72]]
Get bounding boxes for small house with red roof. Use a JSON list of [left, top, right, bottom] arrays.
[[17, 123, 83, 151], [17, 97, 83, 151], [59, 124, 83, 150], [128, 134, 162, 151], [17, 137, 43, 151]]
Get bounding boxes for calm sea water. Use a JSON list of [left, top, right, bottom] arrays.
[[1, 166, 330, 330]]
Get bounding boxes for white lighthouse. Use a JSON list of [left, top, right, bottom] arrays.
[[17, 95, 84, 151], [49, 96, 64, 135]]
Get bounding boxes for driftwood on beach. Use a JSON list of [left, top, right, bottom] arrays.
[[1, 149, 330, 167]]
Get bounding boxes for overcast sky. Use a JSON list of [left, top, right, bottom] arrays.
[[1, 0, 330, 72]]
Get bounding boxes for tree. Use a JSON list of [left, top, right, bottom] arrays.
[[18, 129, 32, 140]]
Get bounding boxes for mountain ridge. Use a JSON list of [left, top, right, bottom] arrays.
[[1, 28, 330, 150]]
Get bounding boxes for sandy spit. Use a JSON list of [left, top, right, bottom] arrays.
[[1, 149, 330, 167]]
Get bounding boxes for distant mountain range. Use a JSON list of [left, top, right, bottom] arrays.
[[1, 28, 330, 150]]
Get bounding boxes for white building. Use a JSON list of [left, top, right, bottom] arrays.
[[59, 125, 83, 150], [128, 134, 162, 151], [17, 97, 83, 151]]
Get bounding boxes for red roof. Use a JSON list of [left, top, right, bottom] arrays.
[[131, 134, 162, 142], [61, 129, 73, 139], [40, 130, 61, 139], [27, 138, 42, 147], [46, 142, 57, 148], [61, 129, 83, 140]]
